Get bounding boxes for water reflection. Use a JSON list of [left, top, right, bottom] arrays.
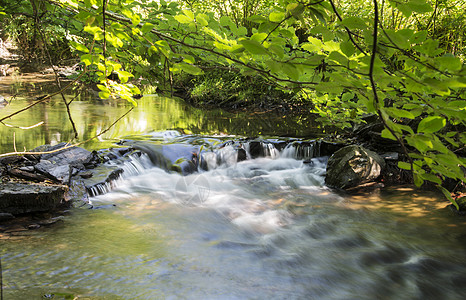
[[0, 75, 323, 154]]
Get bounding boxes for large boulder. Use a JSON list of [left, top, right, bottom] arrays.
[[0, 182, 68, 214], [325, 145, 385, 189]]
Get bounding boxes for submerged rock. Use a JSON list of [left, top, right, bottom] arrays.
[[0, 182, 68, 214], [325, 145, 385, 189]]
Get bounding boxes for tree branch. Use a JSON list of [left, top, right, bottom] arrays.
[[369, 0, 413, 168]]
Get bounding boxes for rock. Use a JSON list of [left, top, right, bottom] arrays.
[[0, 212, 14, 221], [7, 168, 50, 182], [248, 141, 265, 158], [325, 145, 386, 189], [0, 182, 68, 214], [34, 143, 93, 184], [0, 155, 25, 166], [83, 167, 124, 197], [450, 196, 466, 215]]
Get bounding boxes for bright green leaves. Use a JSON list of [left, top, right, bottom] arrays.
[[172, 63, 203, 75], [384, 29, 414, 50], [435, 55, 463, 73], [56, 0, 466, 207], [417, 116, 446, 134], [97, 84, 111, 99], [69, 41, 89, 53], [121, 7, 140, 26], [239, 39, 269, 56], [115, 70, 134, 83], [286, 3, 305, 19], [84, 25, 104, 40], [340, 16, 367, 30], [406, 134, 434, 153], [269, 11, 285, 23], [141, 22, 154, 34], [174, 10, 194, 24], [391, 0, 433, 18]]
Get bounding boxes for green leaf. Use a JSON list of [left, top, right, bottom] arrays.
[[340, 16, 367, 30], [269, 11, 285, 23], [420, 173, 442, 185], [115, 70, 134, 83], [196, 14, 209, 26], [340, 41, 355, 57], [435, 55, 463, 72], [247, 15, 267, 24], [239, 40, 270, 56], [251, 33, 267, 42], [447, 101, 466, 109], [99, 91, 111, 99], [175, 63, 203, 75], [385, 107, 416, 119], [406, 0, 433, 14], [385, 29, 410, 49], [287, 3, 305, 18], [438, 185, 459, 210], [182, 9, 194, 20], [341, 92, 354, 102], [406, 134, 434, 153], [381, 128, 397, 140], [417, 116, 446, 134], [174, 14, 192, 24], [141, 22, 154, 34], [81, 54, 93, 66], [328, 51, 347, 65], [220, 16, 233, 27], [281, 63, 300, 80], [413, 173, 424, 187], [69, 41, 89, 53], [131, 14, 141, 26], [398, 161, 412, 170]]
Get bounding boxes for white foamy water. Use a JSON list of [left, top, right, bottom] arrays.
[[91, 155, 329, 233]]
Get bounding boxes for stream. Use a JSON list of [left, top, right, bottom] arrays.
[[1, 77, 466, 299]]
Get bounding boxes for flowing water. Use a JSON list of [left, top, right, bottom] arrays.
[[1, 77, 466, 299]]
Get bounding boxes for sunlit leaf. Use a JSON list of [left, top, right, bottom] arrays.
[[239, 40, 270, 56], [141, 22, 154, 34], [417, 116, 446, 133], [398, 161, 412, 170], [381, 128, 397, 141], [175, 63, 203, 75], [69, 41, 89, 53], [269, 11, 285, 23]]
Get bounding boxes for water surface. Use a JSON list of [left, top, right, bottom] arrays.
[[1, 76, 466, 299]]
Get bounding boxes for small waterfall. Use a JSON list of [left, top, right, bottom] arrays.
[[87, 137, 334, 198], [87, 153, 154, 197], [263, 143, 280, 159], [281, 141, 317, 160], [200, 145, 240, 170]]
